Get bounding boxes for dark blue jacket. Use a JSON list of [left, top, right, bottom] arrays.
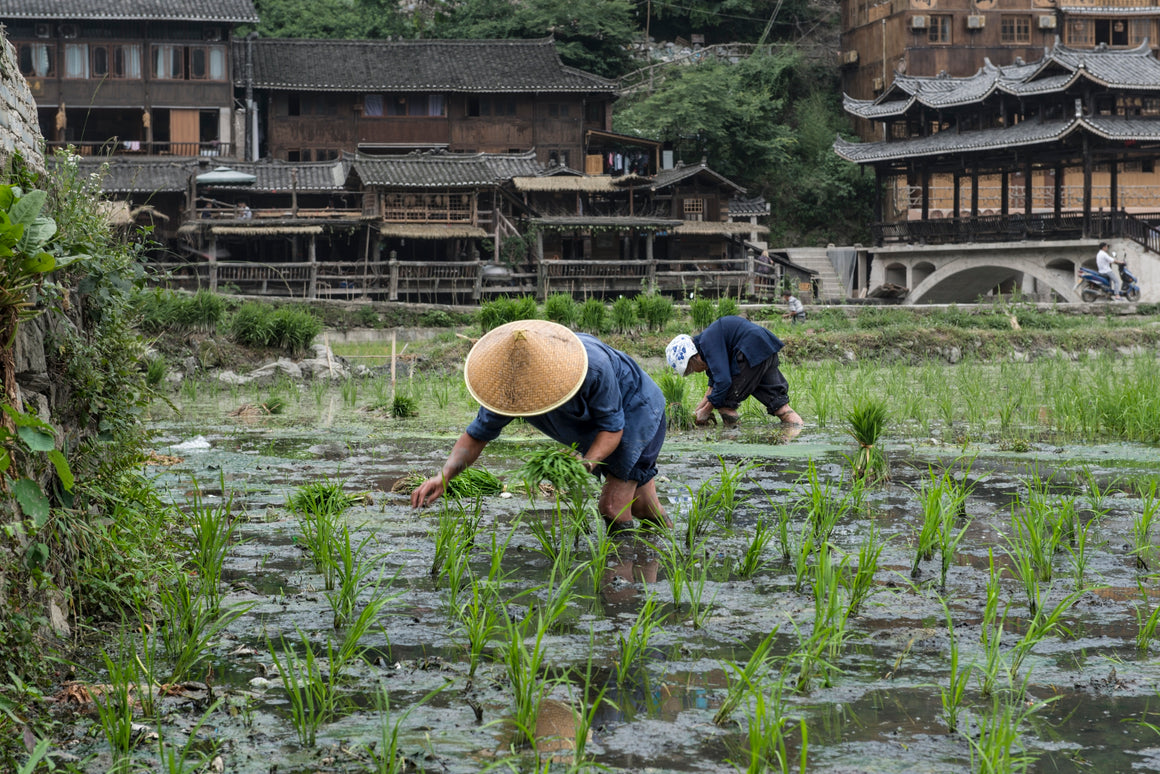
[[693, 316, 784, 407], [465, 334, 664, 481]]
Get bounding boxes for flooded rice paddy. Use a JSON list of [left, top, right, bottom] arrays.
[[84, 375, 1160, 773]]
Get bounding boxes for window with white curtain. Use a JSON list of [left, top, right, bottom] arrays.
[[64, 44, 89, 79], [152, 45, 183, 79], [363, 94, 383, 116], [208, 47, 225, 80], [428, 94, 445, 117], [18, 43, 54, 77]]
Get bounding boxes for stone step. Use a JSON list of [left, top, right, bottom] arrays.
[[784, 247, 847, 302]]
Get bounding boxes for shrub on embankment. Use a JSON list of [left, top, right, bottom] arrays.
[[1, 155, 178, 726]]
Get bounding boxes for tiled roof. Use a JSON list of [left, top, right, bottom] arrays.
[[0, 0, 258, 22], [833, 115, 1160, 164], [69, 157, 351, 194], [834, 118, 1075, 163], [73, 157, 196, 194], [845, 42, 1160, 120], [728, 196, 769, 217], [651, 161, 745, 194], [204, 158, 351, 192], [1058, 5, 1160, 15], [352, 151, 545, 188], [235, 37, 615, 94]]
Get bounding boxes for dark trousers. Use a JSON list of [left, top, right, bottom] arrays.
[[722, 353, 790, 416]]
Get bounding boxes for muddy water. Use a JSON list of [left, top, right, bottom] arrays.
[[118, 386, 1160, 773]]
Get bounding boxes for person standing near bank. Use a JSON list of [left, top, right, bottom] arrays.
[[781, 290, 806, 323], [411, 320, 671, 532], [666, 315, 803, 427]]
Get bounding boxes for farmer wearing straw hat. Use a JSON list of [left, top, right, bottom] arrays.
[[411, 320, 671, 531], [666, 315, 802, 428]]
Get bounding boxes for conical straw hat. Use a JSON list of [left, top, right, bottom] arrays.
[[464, 320, 587, 416]]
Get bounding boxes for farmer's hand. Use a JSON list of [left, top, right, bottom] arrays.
[[410, 476, 446, 508], [694, 405, 716, 426]]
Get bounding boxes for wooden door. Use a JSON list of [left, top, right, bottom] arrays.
[[170, 109, 200, 155]]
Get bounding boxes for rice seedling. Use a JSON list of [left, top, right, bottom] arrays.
[[1131, 480, 1159, 571], [430, 498, 479, 585], [310, 379, 328, 407], [684, 552, 715, 629], [335, 595, 394, 674], [362, 683, 442, 774], [735, 516, 776, 579], [528, 500, 582, 566], [790, 522, 815, 594], [91, 641, 137, 768], [1134, 582, 1160, 653], [534, 562, 587, 633], [393, 468, 504, 499], [1065, 515, 1096, 592], [966, 684, 1052, 774], [792, 543, 850, 693], [846, 399, 889, 483], [429, 376, 451, 410], [714, 627, 780, 726], [457, 579, 501, 678], [499, 609, 552, 749], [187, 482, 240, 613], [936, 492, 971, 592], [911, 468, 949, 579], [716, 297, 740, 319], [145, 355, 168, 387], [657, 370, 694, 431], [157, 572, 248, 683], [689, 297, 715, 329], [326, 522, 388, 629], [796, 460, 856, 546], [977, 552, 1007, 698], [341, 376, 359, 407], [634, 292, 674, 331], [734, 687, 807, 774], [577, 298, 608, 333], [292, 477, 357, 588], [938, 602, 972, 733], [156, 699, 223, 774], [544, 293, 579, 326], [843, 519, 886, 617], [580, 519, 617, 598], [1075, 465, 1120, 513], [616, 595, 664, 687], [390, 394, 418, 418], [610, 296, 639, 333], [268, 629, 341, 746], [515, 444, 595, 522]]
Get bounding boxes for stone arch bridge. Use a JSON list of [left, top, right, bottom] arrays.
[[866, 238, 1159, 304]]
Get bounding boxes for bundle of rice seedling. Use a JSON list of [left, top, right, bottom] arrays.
[[657, 371, 694, 430], [847, 399, 889, 483], [514, 445, 594, 511], [391, 468, 503, 498]]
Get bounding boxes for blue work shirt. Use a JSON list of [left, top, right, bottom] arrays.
[[465, 333, 664, 481], [693, 316, 784, 407]]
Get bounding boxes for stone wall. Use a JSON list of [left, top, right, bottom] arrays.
[[0, 30, 44, 173]]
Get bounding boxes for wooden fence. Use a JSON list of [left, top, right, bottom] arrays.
[[146, 253, 783, 303]]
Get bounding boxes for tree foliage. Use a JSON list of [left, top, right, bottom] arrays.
[[251, 0, 409, 39], [429, 0, 637, 78], [614, 51, 872, 245]]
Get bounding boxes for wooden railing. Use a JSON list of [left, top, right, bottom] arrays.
[[870, 211, 1160, 246], [46, 140, 237, 158], [145, 252, 785, 303]]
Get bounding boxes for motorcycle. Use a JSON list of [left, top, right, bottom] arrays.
[[1076, 260, 1141, 302]]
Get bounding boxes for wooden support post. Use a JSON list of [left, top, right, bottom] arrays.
[[208, 236, 218, 292], [952, 171, 961, 219], [646, 231, 656, 292], [472, 258, 482, 301], [1082, 136, 1092, 237], [535, 229, 546, 301], [389, 255, 399, 301], [970, 168, 979, 217], [1053, 164, 1063, 221], [1110, 156, 1119, 234], [921, 169, 930, 221], [307, 234, 318, 299], [1000, 170, 1009, 216], [1023, 159, 1033, 216]]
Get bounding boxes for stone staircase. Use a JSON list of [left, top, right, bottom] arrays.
[[784, 247, 848, 302]]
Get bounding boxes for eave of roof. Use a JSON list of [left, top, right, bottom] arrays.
[[352, 151, 544, 188], [833, 115, 1160, 164], [0, 0, 258, 22], [530, 216, 683, 230], [651, 162, 745, 194], [380, 223, 487, 239], [510, 176, 620, 192], [675, 221, 769, 235], [237, 37, 615, 94]]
